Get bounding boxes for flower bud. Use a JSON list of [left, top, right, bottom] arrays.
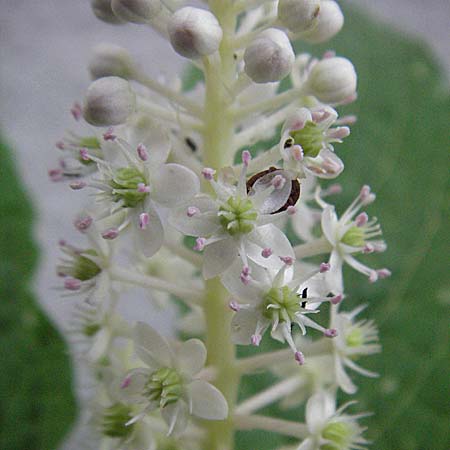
[[300, 1, 344, 43], [244, 29, 295, 83], [167, 7, 223, 59], [83, 76, 136, 126], [91, 0, 123, 24], [89, 44, 135, 80], [306, 57, 357, 104], [111, 0, 161, 24], [278, 0, 320, 33]]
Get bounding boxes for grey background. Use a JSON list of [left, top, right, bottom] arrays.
[[0, 1, 449, 447]]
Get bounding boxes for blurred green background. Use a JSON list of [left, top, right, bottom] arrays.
[[0, 3, 448, 450]]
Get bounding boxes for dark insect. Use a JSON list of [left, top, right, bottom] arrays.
[[246, 166, 300, 214], [185, 137, 197, 152], [301, 287, 308, 308]]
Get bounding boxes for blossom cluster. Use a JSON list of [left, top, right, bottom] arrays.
[[50, 1, 390, 449]]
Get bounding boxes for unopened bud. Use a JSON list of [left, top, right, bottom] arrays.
[[300, 1, 344, 43], [111, 0, 161, 24], [168, 7, 223, 59], [91, 0, 123, 24], [83, 76, 136, 126], [89, 44, 135, 80], [278, 0, 320, 33], [307, 57, 357, 104], [244, 28, 294, 83]]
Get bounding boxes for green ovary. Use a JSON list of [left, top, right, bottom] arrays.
[[262, 286, 300, 322], [219, 196, 258, 236], [110, 167, 148, 208], [80, 136, 101, 149], [345, 328, 364, 348], [341, 226, 366, 247], [101, 403, 134, 439], [73, 251, 101, 281], [146, 367, 183, 408], [291, 121, 324, 158], [321, 421, 353, 450]]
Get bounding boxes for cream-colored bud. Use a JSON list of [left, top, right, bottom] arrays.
[[91, 0, 123, 24], [244, 29, 295, 83], [300, 1, 344, 43], [111, 0, 161, 24], [307, 57, 357, 104], [89, 44, 135, 80], [278, 0, 321, 33], [167, 7, 223, 59], [83, 76, 136, 126]]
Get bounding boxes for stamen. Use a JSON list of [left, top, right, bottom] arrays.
[[55, 141, 65, 150], [70, 181, 87, 190], [294, 351, 305, 365], [74, 216, 93, 233], [261, 248, 273, 258], [324, 328, 338, 338], [320, 262, 331, 273], [139, 213, 150, 230], [48, 169, 63, 182], [327, 126, 350, 140], [79, 148, 90, 161], [242, 150, 251, 167], [137, 143, 149, 161], [322, 50, 336, 59], [193, 237, 206, 251], [360, 185, 376, 205], [103, 127, 116, 141], [271, 174, 286, 190], [137, 183, 150, 193], [229, 301, 240, 312], [202, 167, 216, 180], [331, 294, 343, 305], [324, 183, 342, 195], [377, 268, 391, 279], [291, 144, 304, 161], [355, 212, 369, 227], [279, 256, 294, 266], [102, 228, 119, 240], [363, 244, 374, 254], [240, 265, 252, 285], [186, 206, 200, 217], [70, 102, 82, 121], [121, 375, 132, 389], [287, 206, 296, 215], [368, 270, 378, 283], [64, 278, 81, 291], [251, 334, 262, 346]]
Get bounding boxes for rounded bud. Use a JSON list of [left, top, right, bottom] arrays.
[[111, 0, 161, 24], [300, 1, 344, 43], [89, 44, 135, 80], [167, 7, 223, 59], [91, 0, 123, 24], [244, 29, 294, 83], [307, 57, 357, 104], [278, 0, 320, 33], [83, 76, 136, 126]]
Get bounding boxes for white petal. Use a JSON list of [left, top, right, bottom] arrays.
[[344, 357, 379, 378], [133, 206, 165, 258], [188, 379, 228, 420], [203, 238, 238, 279], [161, 401, 189, 436], [125, 115, 170, 167], [230, 309, 258, 345], [304, 149, 344, 179], [96, 208, 128, 232], [119, 368, 151, 404], [306, 391, 335, 434], [291, 203, 318, 242], [296, 438, 315, 450], [134, 322, 173, 368], [152, 163, 200, 208], [169, 195, 220, 236], [176, 339, 207, 377], [325, 250, 344, 295], [321, 206, 338, 245], [335, 354, 357, 394]]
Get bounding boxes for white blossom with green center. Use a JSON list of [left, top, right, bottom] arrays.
[[279, 106, 349, 179], [120, 323, 228, 436]]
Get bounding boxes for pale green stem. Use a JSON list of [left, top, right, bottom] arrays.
[[234, 414, 309, 439], [235, 375, 303, 415], [109, 266, 203, 305], [201, 2, 240, 449], [294, 236, 332, 259]]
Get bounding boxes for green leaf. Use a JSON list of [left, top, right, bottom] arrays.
[[0, 137, 76, 450]]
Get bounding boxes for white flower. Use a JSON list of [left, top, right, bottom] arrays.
[[277, 0, 320, 34], [223, 258, 339, 363], [280, 106, 349, 179], [297, 390, 369, 450], [170, 151, 296, 279], [120, 323, 228, 435], [331, 305, 381, 394], [318, 185, 390, 294], [111, 0, 162, 24], [82, 115, 200, 257]]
